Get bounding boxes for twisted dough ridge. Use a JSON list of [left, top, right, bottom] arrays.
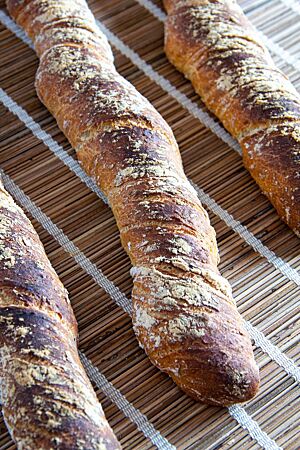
[[164, 0, 300, 235], [7, 0, 259, 406]]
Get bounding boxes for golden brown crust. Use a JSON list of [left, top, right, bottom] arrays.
[[163, 0, 300, 236], [0, 179, 121, 448], [7, 0, 259, 406]]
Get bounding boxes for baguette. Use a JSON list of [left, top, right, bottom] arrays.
[[7, 0, 259, 406], [0, 179, 121, 449], [163, 0, 300, 235]]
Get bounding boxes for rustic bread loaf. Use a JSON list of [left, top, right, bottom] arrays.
[[7, 0, 259, 406], [163, 0, 300, 236], [0, 179, 121, 449]]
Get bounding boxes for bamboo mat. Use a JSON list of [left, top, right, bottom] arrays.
[[0, 0, 299, 448]]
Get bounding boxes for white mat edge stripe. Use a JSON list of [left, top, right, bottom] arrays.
[[0, 15, 299, 378], [1, 169, 282, 450], [282, 0, 300, 16], [0, 88, 108, 205], [228, 405, 282, 450], [79, 352, 176, 450], [135, 0, 300, 72], [189, 181, 300, 286], [0, 8, 33, 48], [244, 321, 300, 382]]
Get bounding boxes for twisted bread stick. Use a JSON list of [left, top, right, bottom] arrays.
[[163, 0, 300, 235], [0, 179, 120, 449], [7, 0, 259, 406]]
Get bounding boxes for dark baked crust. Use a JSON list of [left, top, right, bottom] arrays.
[[7, 0, 259, 406], [0, 180, 121, 449], [164, 0, 300, 235]]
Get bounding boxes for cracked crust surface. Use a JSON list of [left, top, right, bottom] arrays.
[[0, 180, 121, 450]]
